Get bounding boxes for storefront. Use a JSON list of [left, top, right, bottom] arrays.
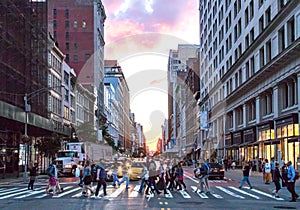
[[275, 113, 299, 166], [257, 121, 275, 161], [242, 127, 256, 161], [232, 131, 242, 165], [224, 133, 232, 158]]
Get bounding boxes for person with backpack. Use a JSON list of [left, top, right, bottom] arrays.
[[286, 161, 299, 202], [82, 160, 94, 197], [194, 161, 210, 193], [272, 162, 284, 198], [93, 160, 108, 199], [176, 161, 187, 191], [46, 158, 58, 195], [28, 161, 37, 190]]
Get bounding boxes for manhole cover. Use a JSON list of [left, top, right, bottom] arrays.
[[273, 206, 296, 209]]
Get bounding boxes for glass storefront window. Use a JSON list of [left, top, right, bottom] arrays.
[[258, 131, 262, 141], [277, 128, 282, 138], [288, 124, 294, 137], [294, 124, 299, 136], [282, 125, 288, 137], [266, 130, 270, 139], [271, 129, 275, 139]]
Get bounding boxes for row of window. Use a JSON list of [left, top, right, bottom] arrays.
[[53, 19, 87, 29]]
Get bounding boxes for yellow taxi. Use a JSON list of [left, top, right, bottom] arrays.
[[128, 162, 144, 181]]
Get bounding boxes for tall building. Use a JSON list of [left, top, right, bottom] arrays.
[[0, 1, 70, 176], [104, 60, 131, 154], [199, 0, 300, 167], [47, 0, 107, 125], [167, 44, 199, 158]]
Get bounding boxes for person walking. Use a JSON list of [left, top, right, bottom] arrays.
[[193, 161, 209, 194], [78, 160, 85, 187], [286, 161, 299, 202], [264, 159, 271, 184], [46, 158, 58, 195], [272, 162, 283, 198], [93, 160, 108, 199], [239, 161, 253, 189], [176, 161, 187, 191], [82, 160, 94, 197], [138, 163, 149, 193], [165, 166, 172, 191], [28, 161, 37, 190], [270, 157, 275, 182]]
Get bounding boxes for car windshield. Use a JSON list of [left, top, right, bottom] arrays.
[[57, 151, 76, 158], [209, 163, 222, 168]]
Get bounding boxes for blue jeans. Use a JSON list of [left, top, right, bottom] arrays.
[[119, 176, 129, 188], [138, 178, 146, 192], [113, 174, 120, 186], [240, 176, 252, 188]]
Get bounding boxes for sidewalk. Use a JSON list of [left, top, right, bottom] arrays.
[[225, 169, 300, 200], [0, 174, 49, 185]]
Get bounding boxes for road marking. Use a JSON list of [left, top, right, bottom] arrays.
[[244, 187, 284, 201], [0, 188, 27, 196], [0, 188, 18, 193], [109, 185, 126, 198], [165, 189, 173, 198], [53, 187, 82, 198], [216, 186, 245, 199], [179, 190, 191, 199], [190, 186, 208, 198], [229, 187, 260, 199], [184, 174, 199, 183], [35, 186, 73, 198], [15, 188, 47, 199], [0, 187, 43, 199], [210, 192, 223, 198], [129, 185, 140, 197]]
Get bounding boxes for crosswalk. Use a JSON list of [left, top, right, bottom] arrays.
[[0, 184, 285, 201]]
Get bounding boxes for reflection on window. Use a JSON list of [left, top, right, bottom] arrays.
[[82, 20, 87, 28]]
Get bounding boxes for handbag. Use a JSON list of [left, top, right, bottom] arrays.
[[83, 175, 92, 185]]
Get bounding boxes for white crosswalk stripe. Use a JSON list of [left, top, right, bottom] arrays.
[[0, 184, 287, 201]]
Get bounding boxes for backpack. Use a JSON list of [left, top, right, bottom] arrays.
[[47, 164, 55, 177], [202, 163, 210, 175], [92, 164, 100, 181], [294, 170, 299, 181]]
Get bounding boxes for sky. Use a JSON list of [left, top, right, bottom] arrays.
[[102, 0, 199, 151]]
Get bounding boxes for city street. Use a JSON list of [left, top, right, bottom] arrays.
[[0, 167, 299, 210]]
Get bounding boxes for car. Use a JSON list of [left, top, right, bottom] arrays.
[[208, 162, 225, 180], [128, 162, 144, 181]]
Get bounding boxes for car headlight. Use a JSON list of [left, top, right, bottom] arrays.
[[65, 164, 72, 168]]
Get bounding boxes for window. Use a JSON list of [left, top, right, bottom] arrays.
[[53, 20, 57, 29], [65, 9, 69, 18], [64, 72, 69, 85], [245, 7, 249, 26], [64, 89, 69, 102], [245, 61, 250, 79], [236, 106, 243, 126], [85, 53, 91, 60], [266, 40, 272, 63], [287, 17, 295, 45], [282, 79, 297, 109], [219, 6, 224, 23], [74, 55, 78, 62], [250, 56, 255, 75], [64, 106, 69, 119], [66, 54, 69, 62], [265, 7, 271, 27], [258, 0, 264, 8], [278, 0, 285, 10], [259, 47, 264, 69], [66, 42, 69, 50], [65, 20, 69, 28], [259, 15, 264, 33], [250, 28, 254, 44], [261, 92, 273, 116], [53, 9, 57, 18], [73, 20, 78, 28], [278, 26, 285, 53], [247, 100, 256, 121], [245, 34, 249, 48], [74, 43, 78, 50], [82, 20, 87, 28], [65, 32, 69, 40], [249, 0, 254, 20], [53, 31, 57, 39], [219, 26, 224, 44]]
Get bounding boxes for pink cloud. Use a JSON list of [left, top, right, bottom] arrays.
[[103, 0, 198, 43]]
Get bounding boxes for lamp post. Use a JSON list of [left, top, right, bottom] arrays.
[[23, 85, 63, 180]]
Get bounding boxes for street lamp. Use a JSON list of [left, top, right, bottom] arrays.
[[23, 85, 63, 180]]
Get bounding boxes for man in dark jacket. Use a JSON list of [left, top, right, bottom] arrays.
[[94, 161, 107, 199], [239, 161, 253, 189], [272, 162, 283, 198]]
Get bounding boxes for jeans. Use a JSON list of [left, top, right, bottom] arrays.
[[113, 174, 120, 186], [119, 176, 129, 188], [287, 181, 298, 200], [138, 178, 146, 192], [95, 178, 107, 196], [240, 176, 252, 188]]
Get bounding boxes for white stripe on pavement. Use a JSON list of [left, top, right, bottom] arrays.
[[15, 188, 46, 199], [190, 186, 208, 198], [0, 188, 18, 193], [53, 187, 82, 198], [216, 186, 245, 199], [109, 185, 126, 198], [244, 187, 284, 201], [179, 190, 191, 199], [229, 187, 260, 199], [129, 185, 140, 198], [210, 192, 223, 199], [72, 185, 97, 198], [184, 174, 199, 183], [0, 187, 43, 199], [0, 188, 28, 196], [165, 189, 173, 198], [35, 186, 73, 198]]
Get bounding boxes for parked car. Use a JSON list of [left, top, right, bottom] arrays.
[[208, 162, 225, 180]]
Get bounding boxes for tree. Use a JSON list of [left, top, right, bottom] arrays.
[[36, 134, 62, 158], [76, 121, 97, 142], [101, 125, 119, 152]]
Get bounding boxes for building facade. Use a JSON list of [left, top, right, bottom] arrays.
[[199, 0, 300, 168]]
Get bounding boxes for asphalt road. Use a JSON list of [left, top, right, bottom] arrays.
[[0, 167, 299, 210]]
